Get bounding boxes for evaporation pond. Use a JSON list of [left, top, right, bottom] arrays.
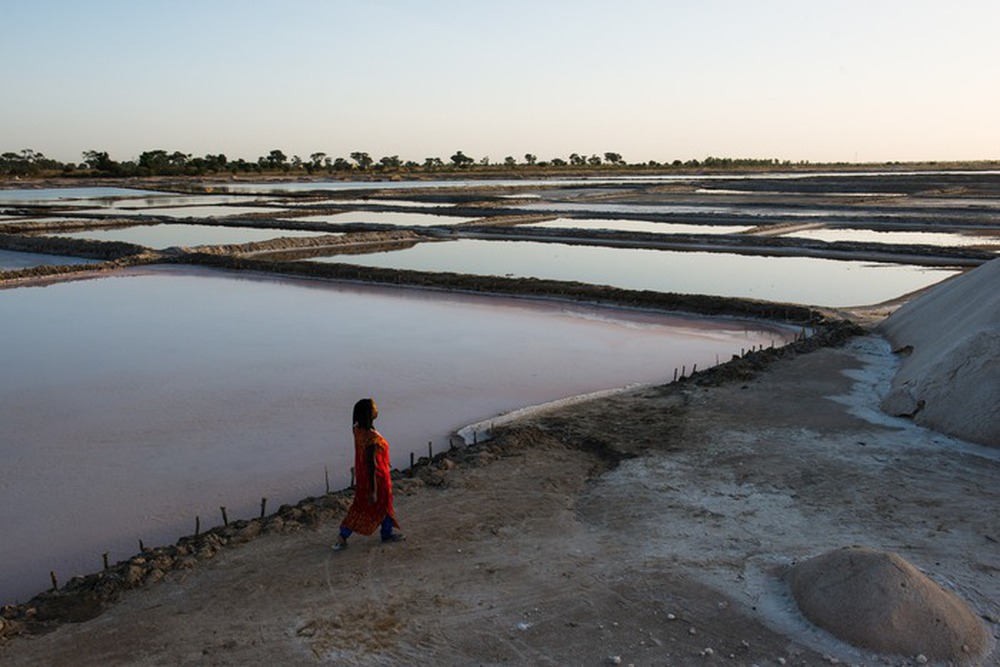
[[47, 224, 332, 248], [0, 187, 165, 205], [290, 210, 476, 226], [784, 226, 1000, 248], [0, 249, 99, 270], [0, 265, 792, 605], [308, 238, 961, 307], [282, 198, 450, 208], [126, 205, 285, 218], [523, 217, 751, 234]]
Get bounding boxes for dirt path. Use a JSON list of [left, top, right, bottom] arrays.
[[2, 337, 997, 665]]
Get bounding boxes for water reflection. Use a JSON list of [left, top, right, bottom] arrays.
[[125, 205, 283, 218], [0, 249, 100, 270], [283, 198, 453, 208], [784, 226, 1000, 249], [517, 200, 891, 219], [288, 210, 476, 226], [0, 187, 165, 204], [523, 217, 751, 235], [47, 223, 332, 249], [0, 266, 791, 604], [308, 238, 961, 307]]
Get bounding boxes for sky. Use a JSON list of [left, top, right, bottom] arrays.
[[3, 0, 998, 165]]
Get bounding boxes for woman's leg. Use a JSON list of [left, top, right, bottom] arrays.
[[380, 516, 395, 541], [332, 525, 351, 550]]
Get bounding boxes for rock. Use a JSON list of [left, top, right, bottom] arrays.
[[175, 557, 198, 570], [151, 556, 173, 571], [789, 546, 989, 663], [125, 565, 145, 587], [419, 469, 448, 487], [145, 569, 166, 585], [880, 386, 921, 417]]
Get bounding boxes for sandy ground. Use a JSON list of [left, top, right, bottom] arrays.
[[2, 333, 997, 666]]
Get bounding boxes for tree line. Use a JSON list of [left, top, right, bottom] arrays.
[[1, 147, 789, 178]]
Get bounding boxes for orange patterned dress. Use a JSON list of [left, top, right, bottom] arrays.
[[341, 426, 398, 535]]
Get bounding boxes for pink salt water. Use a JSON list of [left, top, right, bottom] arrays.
[[0, 265, 793, 605]]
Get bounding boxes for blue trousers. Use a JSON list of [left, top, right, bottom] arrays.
[[340, 515, 394, 541]]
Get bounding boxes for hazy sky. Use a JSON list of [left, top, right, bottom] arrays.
[[3, 1, 998, 165]]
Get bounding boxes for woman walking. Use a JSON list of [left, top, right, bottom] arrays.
[[333, 398, 402, 550]]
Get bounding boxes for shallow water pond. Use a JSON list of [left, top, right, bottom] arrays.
[[124, 205, 282, 218], [288, 210, 476, 226], [46, 223, 333, 249], [517, 200, 895, 219], [283, 198, 453, 208], [0, 265, 792, 605], [0, 187, 166, 205], [522, 217, 751, 235], [307, 238, 961, 307], [0, 249, 100, 270], [783, 226, 1000, 249]]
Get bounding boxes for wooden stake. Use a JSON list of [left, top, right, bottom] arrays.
[[324, 465, 330, 494], [350, 466, 355, 488], [428, 441, 433, 460], [673, 368, 678, 382], [195, 515, 201, 536], [102, 552, 109, 570], [260, 497, 267, 519], [139, 539, 145, 552], [50, 571, 58, 591], [410, 451, 415, 470], [220, 506, 229, 527]]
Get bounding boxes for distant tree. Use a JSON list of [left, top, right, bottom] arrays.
[[169, 151, 190, 167], [423, 157, 444, 169], [604, 152, 623, 165], [267, 149, 287, 170], [309, 152, 327, 169], [138, 150, 168, 173], [379, 155, 402, 170], [229, 157, 254, 172], [350, 151, 373, 170], [450, 150, 474, 167], [0, 148, 64, 175], [82, 150, 118, 173], [206, 153, 227, 169], [569, 153, 586, 166], [503, 156, 516, 167], [333, 157, 352, 171], [479, 156, 490, 166], [587, 154, 602, 166], [523, 153, 537, 165]]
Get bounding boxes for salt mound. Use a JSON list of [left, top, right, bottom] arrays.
[[789, 546, 989, 663], [877, 258, 1000, 447]]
